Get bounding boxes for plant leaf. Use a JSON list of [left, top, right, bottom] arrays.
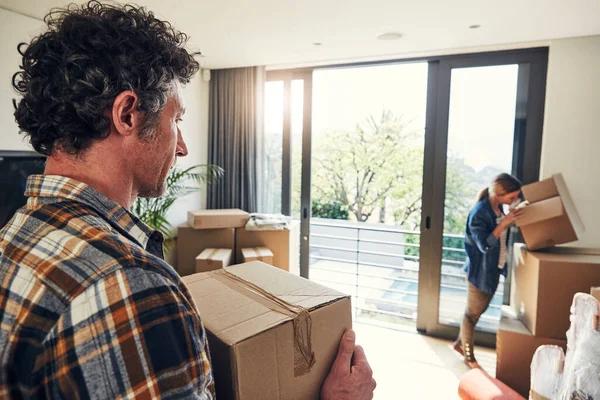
[[131, 163, 224, 239]]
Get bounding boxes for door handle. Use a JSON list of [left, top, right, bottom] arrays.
[[303, 207, 308, 219], [425, 216, 431, 230]]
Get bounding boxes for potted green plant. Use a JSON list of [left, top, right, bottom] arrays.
[[132, 164, 223, 248]]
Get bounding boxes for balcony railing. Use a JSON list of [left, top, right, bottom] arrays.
[[308, 218, 504, 332]]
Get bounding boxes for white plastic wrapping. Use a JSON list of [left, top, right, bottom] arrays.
[[559, 293, 600, 399], [245, 213, 292, 230], [530, 345, 564, 400], [529, 293, 600, 400]]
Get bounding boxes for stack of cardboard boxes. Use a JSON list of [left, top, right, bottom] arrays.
[[176, 209, 246, 277], [176, 209, 300, 276], [496, 174, 600, 397]]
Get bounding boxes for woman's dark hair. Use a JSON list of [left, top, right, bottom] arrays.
[[12, 1, 200, 156], [476, 173, 522, 202]]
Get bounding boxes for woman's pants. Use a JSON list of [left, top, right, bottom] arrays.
[[456, 282, 494, 361]]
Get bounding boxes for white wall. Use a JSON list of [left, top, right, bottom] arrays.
[[540, 35, 600, 248], [0, 8, 43, 151], [0, 7, 210, 231]]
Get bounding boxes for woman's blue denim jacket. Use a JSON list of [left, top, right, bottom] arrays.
[[463, 197, 506, 295]]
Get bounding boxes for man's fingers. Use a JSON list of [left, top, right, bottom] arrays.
[[331, 329, 356, 375], [352, 344, 368, 365]]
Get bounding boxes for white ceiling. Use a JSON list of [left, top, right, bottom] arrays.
[[1, 0, 599, 69]]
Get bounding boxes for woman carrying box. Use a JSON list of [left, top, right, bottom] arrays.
[[453, 173, 524, 369]]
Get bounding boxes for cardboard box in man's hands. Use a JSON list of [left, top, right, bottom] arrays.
[[182, 262, 352, 400]]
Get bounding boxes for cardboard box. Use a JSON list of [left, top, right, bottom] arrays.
[[592, 287, 600, 302], [188, 209, 250, 230], [496, 314, 567, 397], [195, 248, 233, 273], [176, 223, 235, 277], [516, 174, 584, 250], [512, 243, 600, 339], [235, 221, 300, 273], [182, 262, 352, 400], [241, 247, 274, 264]]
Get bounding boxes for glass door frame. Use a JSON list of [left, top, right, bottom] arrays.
[[266, 70, 313, 279], [416, 48, 549, 346]]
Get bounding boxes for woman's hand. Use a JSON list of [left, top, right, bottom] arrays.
[[502, 208, 524, 227], [492, 208, 524, 240]]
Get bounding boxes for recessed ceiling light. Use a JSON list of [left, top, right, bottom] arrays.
[[313, 42, 323, 46], [377, 32, 403, 41], [469, 24, 481, 29]]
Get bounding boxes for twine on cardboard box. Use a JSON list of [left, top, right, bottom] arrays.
[[214, 269, 316, 376]]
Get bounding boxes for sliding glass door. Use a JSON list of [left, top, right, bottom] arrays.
[[263, 48, 548, 340], [308, 63, 428, 329], [437, 65, 519, 333], [418, 49, 548, 344]]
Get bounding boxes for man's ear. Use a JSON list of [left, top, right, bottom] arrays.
[[111, 90, 142, 137]]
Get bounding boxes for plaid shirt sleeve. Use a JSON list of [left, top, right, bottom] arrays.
[[40, 266, 214, 399]]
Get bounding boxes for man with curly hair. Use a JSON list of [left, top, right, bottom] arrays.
[[0, 1, 375, 399]]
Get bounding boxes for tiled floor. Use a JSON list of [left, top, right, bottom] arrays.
[[354, 323, 496, 399]]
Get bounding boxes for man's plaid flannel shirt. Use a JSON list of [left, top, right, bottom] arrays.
[[0, 175, 215, 399]]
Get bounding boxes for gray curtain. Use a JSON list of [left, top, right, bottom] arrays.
[[207, 66, 264, 212]]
